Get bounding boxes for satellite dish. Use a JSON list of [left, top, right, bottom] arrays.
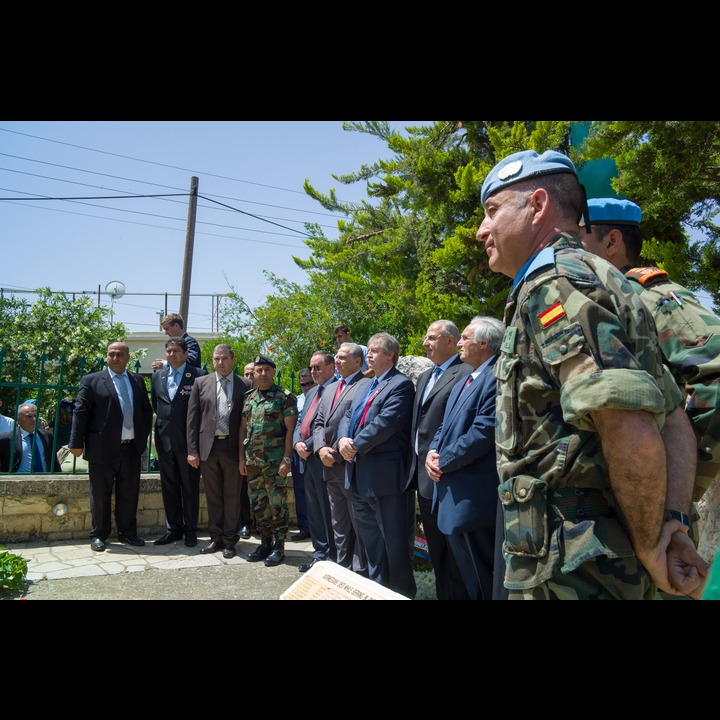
[[105, 280, 126, 299]]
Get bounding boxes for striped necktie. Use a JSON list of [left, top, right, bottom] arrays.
[[217, 376, 230, 434]]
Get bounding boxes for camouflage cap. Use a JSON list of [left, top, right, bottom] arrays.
[[587, 198, 642, 226], [481, 150, 577, 206], [253, 354, 276, 368]]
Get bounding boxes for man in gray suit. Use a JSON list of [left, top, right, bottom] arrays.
[[186, 344, 251, 558], [407, 320, 472, 600], [313, 342, 370, 575], [292, 350, 338, 570]]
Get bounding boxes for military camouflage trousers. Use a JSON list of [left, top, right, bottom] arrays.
[[508, 552, 656, 600], [246, 465, 289, 541]]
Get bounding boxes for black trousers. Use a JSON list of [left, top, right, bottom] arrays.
[[88, 443, 141, 540], [157, 446, 201, 535], [417, 493, 471, 600]]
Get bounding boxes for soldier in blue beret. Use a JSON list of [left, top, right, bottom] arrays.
[[479, 149, 709, 599], [582, 197, 720, 558]]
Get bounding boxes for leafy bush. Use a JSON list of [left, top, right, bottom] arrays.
[[0, 547, 28, 594]]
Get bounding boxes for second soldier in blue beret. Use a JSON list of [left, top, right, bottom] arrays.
[[582, 197, 720, 514]]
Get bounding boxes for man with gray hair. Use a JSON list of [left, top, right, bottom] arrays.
[[426, 316, 504, 600], [314, 342, 370, 575], [406, 319, 472, 600]]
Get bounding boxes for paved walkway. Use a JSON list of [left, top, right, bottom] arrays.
[[2, 532, 317, 600]]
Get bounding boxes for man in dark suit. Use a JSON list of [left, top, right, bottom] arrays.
[[407, 320, 472, 600], [151, 312, 202, 371], [186, 343, 251, 559], [292, 350, 337, 571], [313, 342, 370, 575], [151, 337, 206, 548], [68, 341, 153, 552], [338, 332, 417, 598], [0, 402, 60, 473], [426, 316, 503, 600]]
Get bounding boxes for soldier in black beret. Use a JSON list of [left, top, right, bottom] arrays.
[[254, 355, 276, 369]]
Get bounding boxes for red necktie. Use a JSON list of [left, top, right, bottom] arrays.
[[331, 378, 346, 409], [461, 374, 474, 393], [358, 380, 381, 428], [300, 386, 323, 441]]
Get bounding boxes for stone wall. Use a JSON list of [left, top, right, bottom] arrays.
[[0, 474, 297, 544]]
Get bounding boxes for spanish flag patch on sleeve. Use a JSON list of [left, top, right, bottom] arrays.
[[538, 302, 565, 328]]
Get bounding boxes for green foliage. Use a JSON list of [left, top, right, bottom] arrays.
[[0, 547, 28, 594], [217, 120, 720, 359], [0, 288, 131, 422]]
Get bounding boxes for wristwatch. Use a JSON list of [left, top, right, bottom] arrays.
[[282, 456, 292, 463], [666, 509, 692, 529]]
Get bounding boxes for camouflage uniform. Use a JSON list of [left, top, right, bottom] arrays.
[[241, 384, 298, 541], [624, 266, 720, 501], [495, 232, 683, 600]]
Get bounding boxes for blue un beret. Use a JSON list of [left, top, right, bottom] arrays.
[[254, 354, 276, 368], [587, 198, 642, 226], [481, 150, 577, 206]]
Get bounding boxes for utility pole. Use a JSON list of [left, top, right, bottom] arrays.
[[179, 176, 199, 324]]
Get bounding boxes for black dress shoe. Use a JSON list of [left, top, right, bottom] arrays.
[[154, 532, 183, 545], [298, 557, 320, 572], [184, 534, 198, 547], [222, 546, 236, 559], [200, 540, 224, 554], [238, 525, 251, 539], [119, 535, 145, 547], [289, 530, 311, 542], [90, 538, 106, 552]]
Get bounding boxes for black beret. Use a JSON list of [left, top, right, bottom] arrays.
[[253, 354, 276, 368]]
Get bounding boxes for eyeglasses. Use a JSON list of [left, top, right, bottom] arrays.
[[300, 382, 314, 388], [309, 365, 323, 371]]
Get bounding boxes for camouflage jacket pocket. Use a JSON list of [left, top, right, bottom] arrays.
[[494, 353, 521, 455], [499, 475, 549, 558]]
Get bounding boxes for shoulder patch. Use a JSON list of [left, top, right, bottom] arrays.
[[538, 302, 566, 328], [625, 266, 669, 287]]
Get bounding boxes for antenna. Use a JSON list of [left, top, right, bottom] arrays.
[[104, 281, 126, 323]]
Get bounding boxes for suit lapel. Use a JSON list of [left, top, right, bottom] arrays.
[[105, 369, 122, 410], [430, 362, 460, 399], [327, 373, 362, 421], [159, 369, 171, 402], [447, 371, 477, 419]]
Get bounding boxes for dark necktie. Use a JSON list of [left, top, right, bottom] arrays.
[[330, 378, 346, 410], [422, 366, 442, 404], [461, 374, 474, 393], [30, 434, 45, 472], [300, 385, 323, 441]]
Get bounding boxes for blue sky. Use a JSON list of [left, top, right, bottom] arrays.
[[0, 121, 427, 334]]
